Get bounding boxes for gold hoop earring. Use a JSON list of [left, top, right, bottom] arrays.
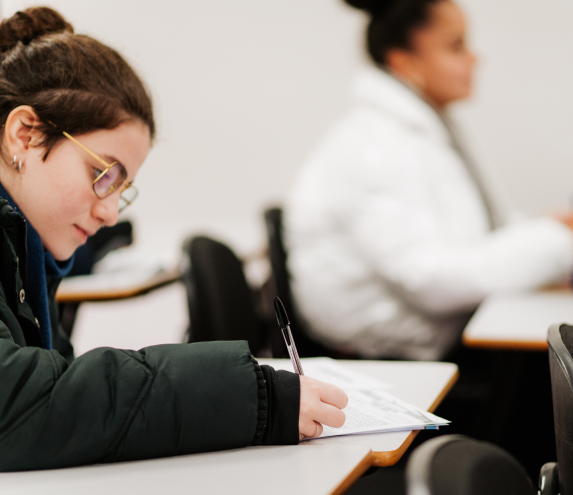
[[10, 155, 22, 173]]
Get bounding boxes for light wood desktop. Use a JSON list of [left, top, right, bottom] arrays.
[[462, 290, 573, 351], [0, 359, 458, 495], [56, 267, 181, 303]]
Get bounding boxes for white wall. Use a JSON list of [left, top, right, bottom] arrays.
[[455, 0, 573, 217], [2, 0, 365, 257], [2, 0, 573, 256]]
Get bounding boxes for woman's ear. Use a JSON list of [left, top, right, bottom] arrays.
[[386, 49, 427, 91], [3, 105, 43, 162]]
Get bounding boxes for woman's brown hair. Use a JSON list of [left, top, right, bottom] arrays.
[[0, 6, 155, 159]]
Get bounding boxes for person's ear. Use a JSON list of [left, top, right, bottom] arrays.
[[386, 48, 426, 91], [3, 105, 43, 164]]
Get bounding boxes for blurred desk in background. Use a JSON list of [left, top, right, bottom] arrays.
[[56, 266, 181, 303], [461, 290, 571, 475], [462, 290, 573, 351], [70, 282, 188, 356]]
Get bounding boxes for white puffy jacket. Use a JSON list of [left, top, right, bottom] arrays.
[[285, 67, 573, 360]]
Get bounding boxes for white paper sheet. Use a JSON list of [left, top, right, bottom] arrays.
[[260, 357, 450, 439], [266, 357, 390, 391], [319, 388, 449, 438]]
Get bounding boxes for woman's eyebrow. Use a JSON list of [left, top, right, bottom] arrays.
[[101, 154, 121, 166]]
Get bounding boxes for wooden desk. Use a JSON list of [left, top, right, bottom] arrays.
[[56, 267, 181, 303], [463, 290, 573, 351], [0, 360, 457, 495]]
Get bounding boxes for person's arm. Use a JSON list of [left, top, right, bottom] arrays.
[[0, 331, 347, 471], [0, 335, 266, 471], [347, 160, 573, 316]]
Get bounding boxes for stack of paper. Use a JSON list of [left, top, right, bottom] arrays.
[[267, 358, 450, 439]]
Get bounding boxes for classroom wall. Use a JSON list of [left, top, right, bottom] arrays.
[[2, 0, 573, 257], [455, 0, 573, 219]]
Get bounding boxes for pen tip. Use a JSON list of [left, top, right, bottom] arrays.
[[273, 296, 290, 328]]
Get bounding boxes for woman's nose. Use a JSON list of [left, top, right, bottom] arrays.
[[92, 194, 119, 227]]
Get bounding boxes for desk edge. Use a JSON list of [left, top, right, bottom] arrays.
[[56, 269, 181, 303], [330, 449, 374, 495], [462, 335, 548, 351], [370, 367, 459, 467]]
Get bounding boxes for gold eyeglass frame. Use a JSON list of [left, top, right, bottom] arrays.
[[62, 131, 138, 212]]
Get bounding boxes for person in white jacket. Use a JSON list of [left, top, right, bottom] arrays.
[[285, 0, 573, 361]]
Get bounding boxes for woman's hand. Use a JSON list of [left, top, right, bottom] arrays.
[[550, 211, 573, 231], [299, 376, 348, 440]]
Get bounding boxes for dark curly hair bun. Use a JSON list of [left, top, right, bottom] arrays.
[[0, 7, 73, 55], [0, 5, 155, 157], [344, 0, 394, 15], [345, 0, 440, 64]]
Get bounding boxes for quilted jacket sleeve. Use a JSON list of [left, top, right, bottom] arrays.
[[0, 334, 263, 471]]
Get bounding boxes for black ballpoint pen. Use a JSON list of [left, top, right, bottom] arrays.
[[273, 297, 304, 376]]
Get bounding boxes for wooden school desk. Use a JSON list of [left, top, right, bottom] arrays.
[[0, 359, 457, 495], [461, 290, 565, 468], [55, 266, 181, 303], [462, 290, 573, 351]]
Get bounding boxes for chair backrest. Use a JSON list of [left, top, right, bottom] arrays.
[[547, 323, 573, 495], [263, 208, 296, 325], [263, 207, 333, 358], [181, 235, 266, 356], [406, 435, 535, 495]]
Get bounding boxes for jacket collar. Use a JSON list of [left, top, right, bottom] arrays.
[[351, 66, 452, 144], [0, 185, 74, 349]]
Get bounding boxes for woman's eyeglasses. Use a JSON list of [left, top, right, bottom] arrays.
[[61, 131, 138, 212]]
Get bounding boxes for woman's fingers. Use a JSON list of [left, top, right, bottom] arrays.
[[300, 376, 348, 409], [299, 376, 348, 438], [313, 402, 346, 428], [300, 421, 323, 440], [318, 381, 349, 409]]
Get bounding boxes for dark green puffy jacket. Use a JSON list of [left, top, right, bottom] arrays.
[[0, 199, 299, 471]]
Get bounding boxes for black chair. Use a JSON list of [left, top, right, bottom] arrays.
[[405, 435, 535, 495], [545, 323, 573, 495], [263, 207, 336, 358], [538, 462, 559, 495], [181, 235, 267, 356]]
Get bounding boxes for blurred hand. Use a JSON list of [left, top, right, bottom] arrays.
[[550, 211, 573, 231], [299, 376, 348, 440]]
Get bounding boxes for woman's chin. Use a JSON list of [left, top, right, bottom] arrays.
[[44, 242, 79, 262]]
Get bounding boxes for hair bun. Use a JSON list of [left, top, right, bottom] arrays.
[[344, 0, 394, 14], [0, 7, 73, 55]]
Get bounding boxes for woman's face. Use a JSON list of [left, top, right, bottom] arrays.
[[7, 118, 150, 260], [388, 1, 476, 109]]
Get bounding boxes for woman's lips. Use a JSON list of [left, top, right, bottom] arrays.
[[73, 225, 89, 243]]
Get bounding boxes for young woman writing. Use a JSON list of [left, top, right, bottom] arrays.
[[0, 7, 347, 471]]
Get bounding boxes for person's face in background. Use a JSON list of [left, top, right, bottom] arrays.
[[386, 0, 476, 110]]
